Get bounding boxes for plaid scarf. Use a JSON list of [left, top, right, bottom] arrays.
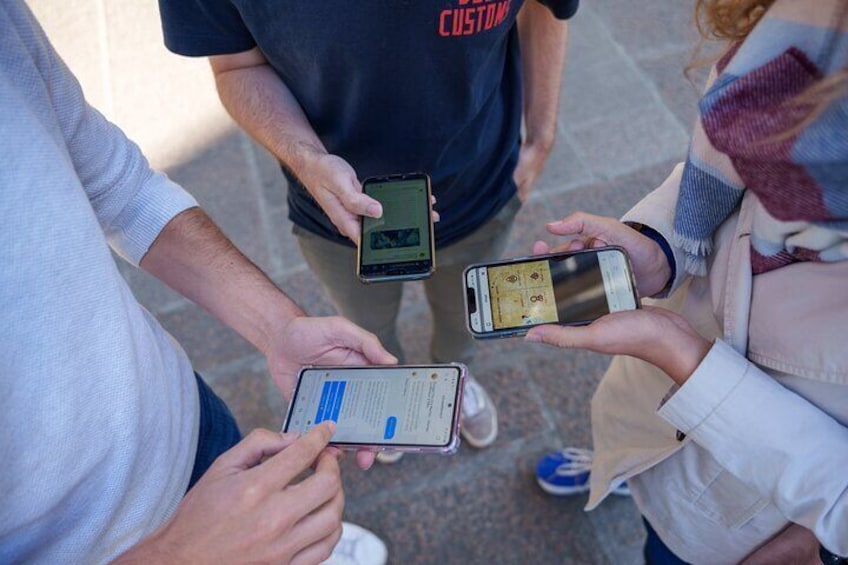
[[672, 10, 848, 276]]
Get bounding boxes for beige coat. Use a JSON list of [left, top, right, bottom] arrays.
[[586, 164, 848, 563]]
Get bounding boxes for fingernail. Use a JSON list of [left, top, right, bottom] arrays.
[[326, 421, 337, 434], [367, 203, 382, 217], [525, 333, 542, 343]]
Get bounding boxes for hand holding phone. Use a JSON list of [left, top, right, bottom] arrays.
[[525, 305, 711, 385], [283, 364, 466, 454], [357, 173, 436, 283], [540, 212, 674, 299], [298, 153, 383, 243], [464, 247, 640, 338]]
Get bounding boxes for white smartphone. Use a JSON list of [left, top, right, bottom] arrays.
[[463, 246, 640, 339], [282, 364, 466, 454]]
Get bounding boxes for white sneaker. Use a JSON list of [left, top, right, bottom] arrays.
[[459, 375, 498, 448], [323, 521, 388, 565], [375, 450, 404, 464]]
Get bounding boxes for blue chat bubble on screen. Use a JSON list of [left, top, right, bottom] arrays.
[[315, 381, 347, 423], [383, 416, 397, 439]]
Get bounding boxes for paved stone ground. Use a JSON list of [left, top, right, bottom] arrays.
[[32, 1, 707, 563]]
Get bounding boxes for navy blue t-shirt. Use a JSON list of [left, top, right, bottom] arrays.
[[159, 0, 578, 248]]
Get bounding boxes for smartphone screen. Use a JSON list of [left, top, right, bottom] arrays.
[[357, 173, 434, 282], [283, 364, 465, 452], [465, 247, 639, 337]]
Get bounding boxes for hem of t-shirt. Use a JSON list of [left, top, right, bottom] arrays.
[[164, 34, 257, 57], [290, 212, 512, 251], [538, 0, 579, 19]]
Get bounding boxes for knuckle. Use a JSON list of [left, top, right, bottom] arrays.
[[240, 482, 265, 506], [246, 428, 273, 443], [253, 512, 278, 541], [274, 506, 300, 534], [315, 468, 342, 494]]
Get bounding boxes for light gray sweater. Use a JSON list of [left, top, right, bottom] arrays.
[[1, 1, 200, 562]]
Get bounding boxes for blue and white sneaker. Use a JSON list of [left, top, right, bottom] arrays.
[[535, 447, 630, 497]]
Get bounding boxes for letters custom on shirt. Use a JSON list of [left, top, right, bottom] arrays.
[[439, 0, 513, 37]]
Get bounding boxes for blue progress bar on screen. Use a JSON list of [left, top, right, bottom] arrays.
[[315, 380, 347, 423]]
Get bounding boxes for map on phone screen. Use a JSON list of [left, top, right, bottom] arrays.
[[487, 260, 558, 328]]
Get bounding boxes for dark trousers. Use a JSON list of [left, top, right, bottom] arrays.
[[644, 518, 691, 565], [187, 373, 242, 492]]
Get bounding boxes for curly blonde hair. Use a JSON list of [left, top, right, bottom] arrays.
[[694, 0, 775, 41], [693, 0, 847, 138]]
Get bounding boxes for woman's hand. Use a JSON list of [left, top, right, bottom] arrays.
[[525, 306, 711, 385], [534, 212, 672, 298]]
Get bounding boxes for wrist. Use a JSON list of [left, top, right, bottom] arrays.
[[648, 239, 673, 295], [286, 139, 327, 190], [111, 526, 180, 565], [626, 222, 675, 297], [523, 132, 555, 157], [663, 333, 712, 386], [255, 294, 306, 358]]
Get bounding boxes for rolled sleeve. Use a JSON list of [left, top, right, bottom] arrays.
[[107, 171, 198, 266]]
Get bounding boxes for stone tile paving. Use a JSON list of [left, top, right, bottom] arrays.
[[31, 0, 707, 562]]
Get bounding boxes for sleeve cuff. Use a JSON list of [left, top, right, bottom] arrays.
[[625, 223, 676, 296], [107, 170, 199, 266], [658, 339, 748, 433], [621, 163, 688, 296]]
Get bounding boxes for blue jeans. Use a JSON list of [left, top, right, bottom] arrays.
[[643, 518, 691, 565], [187, 373, 242, 492]]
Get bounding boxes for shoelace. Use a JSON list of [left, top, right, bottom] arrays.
[[461, 379, 485, 417], [553, 447, 593, 478]]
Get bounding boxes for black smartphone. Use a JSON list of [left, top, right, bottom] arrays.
[[356, 172, 435, 283], [282, 364, 466, 454], [463, 246, 640, 338]]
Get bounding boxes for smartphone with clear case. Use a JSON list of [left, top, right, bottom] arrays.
[[283, 363, 466, 454], [463, 246, 640, 339]]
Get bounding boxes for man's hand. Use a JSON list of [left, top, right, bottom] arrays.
[[513, 141, 552, 202], [525, 306, 711, 385], [296, 157, 440, 243], [140, 208, 398, 470], [210, 49, 382, 244], [515, 0, 569, 202], [115, 423, 344, 565], [297, 153, 382, 244], [534, 212, 673, 298], [266, 316, 398, 470], [267, 316, 397, 397]]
